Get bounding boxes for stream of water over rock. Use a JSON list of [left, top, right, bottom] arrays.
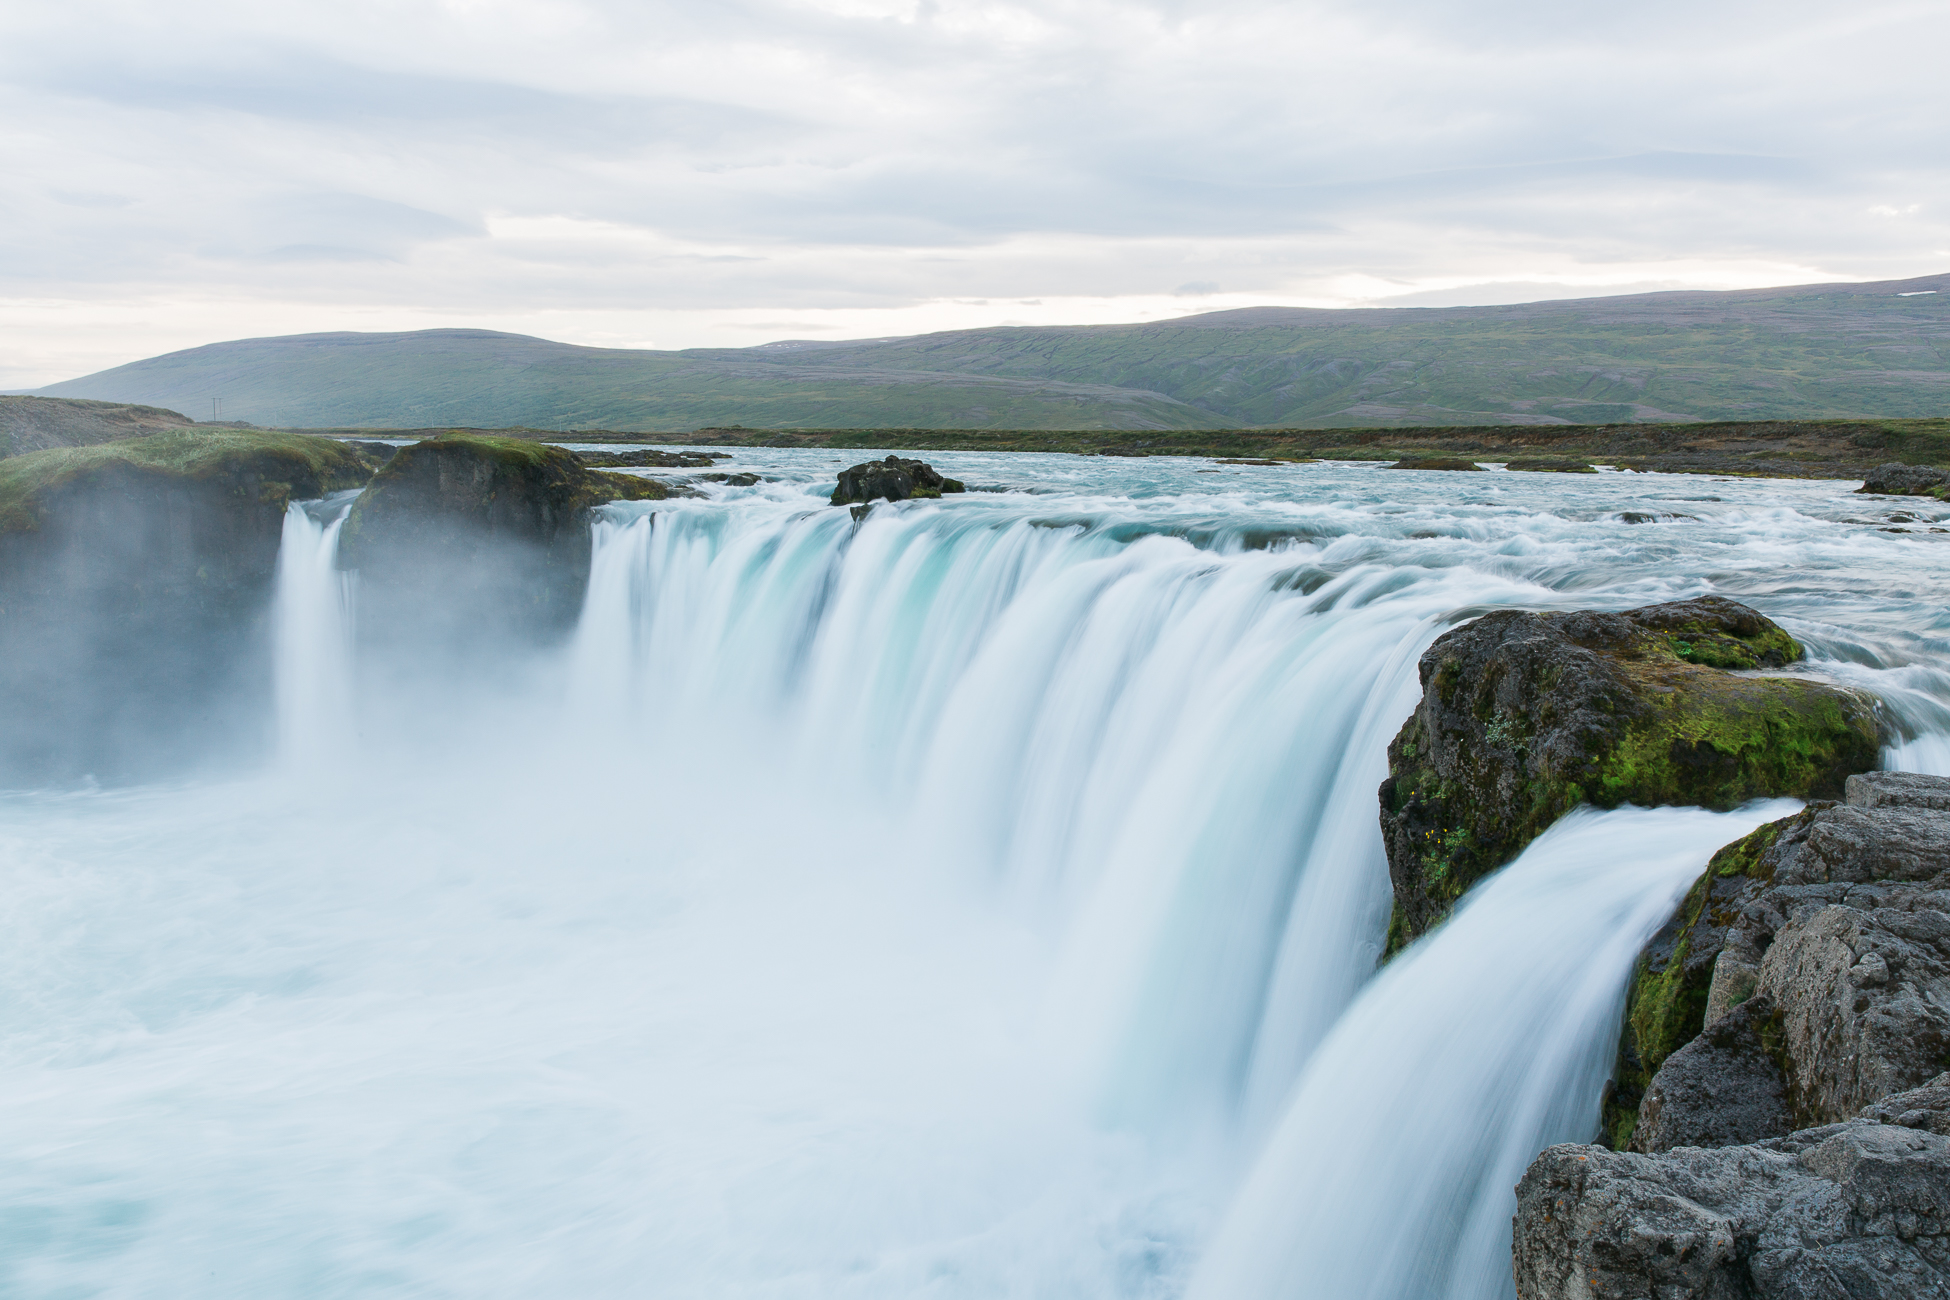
[[2, 452, 1947, 1297]]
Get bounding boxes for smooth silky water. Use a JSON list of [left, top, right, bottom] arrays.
[[2, 452, 1947, 1297]]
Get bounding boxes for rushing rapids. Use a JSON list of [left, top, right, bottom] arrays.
[[1, 451, 1947, 1297]]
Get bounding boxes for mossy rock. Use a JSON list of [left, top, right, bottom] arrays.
[[1378, 597, 1879, 953], [0, 428, 370, 537], [338, 434, 677, 654], [1599, 810, 1809, 1147]]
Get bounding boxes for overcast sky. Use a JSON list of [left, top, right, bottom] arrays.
[[3, 0, 1947, 387]]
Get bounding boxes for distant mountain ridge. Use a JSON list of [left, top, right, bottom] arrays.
[[31, 272, 1950, 431]]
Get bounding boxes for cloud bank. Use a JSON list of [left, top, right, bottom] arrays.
[[3, 0, 1947, 386]]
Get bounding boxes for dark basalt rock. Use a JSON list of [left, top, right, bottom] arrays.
[[1633, 996, 1793, 1153], [337, 434, 676, 657], [1610, 773, 1950, 1149], [1858, 462, 1950, 496], [0, 430, 372, 783], [1391, 456, 1483, 471], [1513, 1121, 1950, 1299], [1379, 597, 1879, 953], [830, 456, 966, 505]]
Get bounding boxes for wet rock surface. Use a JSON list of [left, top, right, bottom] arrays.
[[574, 448, 722, 469], [830, 455, 966, 505], [1858, 462, 1950, 496], [0, 430, 372, 782], [1514, 1120, 1950, 1299], [1378, 597, 1879, 951], [1610, 772, 1950, 1149]]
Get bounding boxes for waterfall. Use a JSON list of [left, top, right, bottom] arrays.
[[1187, 800, 1800, 1300], [15, 462, 1946, 1296], [271, 493, 357, 768]]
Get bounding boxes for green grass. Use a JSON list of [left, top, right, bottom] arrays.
[[0, 429, 368, 534]]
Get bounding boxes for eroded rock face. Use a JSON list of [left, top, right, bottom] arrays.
[[337, 434, 671, 657], [1611, 772, 1950, 1150], [1378, 597, 1879, 950], [830, 456, 966, 506], [0, 430, 372, 782], [1513, 1121, 1950, 1299], [1858, 462, 1950, 496]]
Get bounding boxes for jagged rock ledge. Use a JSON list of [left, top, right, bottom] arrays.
[[1378, 596, 1880, 953], [1515, 772, 1950, 1298]]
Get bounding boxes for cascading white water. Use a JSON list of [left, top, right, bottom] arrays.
[[271, 493, 357, 767], [1187, 800, 1800, 1300], [8, 455, 1950, 1297]]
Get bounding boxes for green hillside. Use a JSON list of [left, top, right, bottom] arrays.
[[31, 272, 1950, 431]]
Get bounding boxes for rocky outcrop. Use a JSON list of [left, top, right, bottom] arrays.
[[1608, 772, 1950, 1150], [1513, 1113, 1950, 1299], [1857, 462, 1950, 496], [1390, 455, 1484, 471], [337, 434, 675, 656], [830, 456, 967, 506], [1378, 597, 1880, 951], [0, 430, 372, 782]]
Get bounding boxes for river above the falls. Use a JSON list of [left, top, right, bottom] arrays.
[[1, 450, 1946, 1298]]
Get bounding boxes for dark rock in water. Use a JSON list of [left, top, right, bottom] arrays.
[[1378, 597, 1878, 953], [1633, 996, 1793, 1153], [1608, 772, 1950, 1149], [700, 471, 761, 486], [830, 456, 966, 505], [1390, 456, 1483, 471], [1513, 1122, 1950, 1299], [0, 430, 371, 783], [337, 434, 677, 657], [1858, 462, 1950, 496]]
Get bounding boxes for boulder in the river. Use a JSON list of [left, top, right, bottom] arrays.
[[1857, 462, 1950, 496], [1513, 1118, 1950, 1299], [0, 430, 372, 782], [830, 455, 966, 506], [337, 434, 678, 656], [1608, 772, 1950, 1149], [1378, 597, 1879, 952]]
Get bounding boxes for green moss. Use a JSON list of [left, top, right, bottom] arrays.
[[1604, 811, 1806, 1147], [0, 430, 370, 535], [1593, 676, 1877, 811]]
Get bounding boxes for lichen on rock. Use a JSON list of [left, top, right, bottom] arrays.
[[1378, 597, 1879, 954]]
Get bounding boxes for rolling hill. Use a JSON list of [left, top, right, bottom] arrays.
[[29, 272, 1950, 431]]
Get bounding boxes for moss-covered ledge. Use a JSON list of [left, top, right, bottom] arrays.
[[0, 428, 371, 537], [1377, 597, 1879, 955]]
